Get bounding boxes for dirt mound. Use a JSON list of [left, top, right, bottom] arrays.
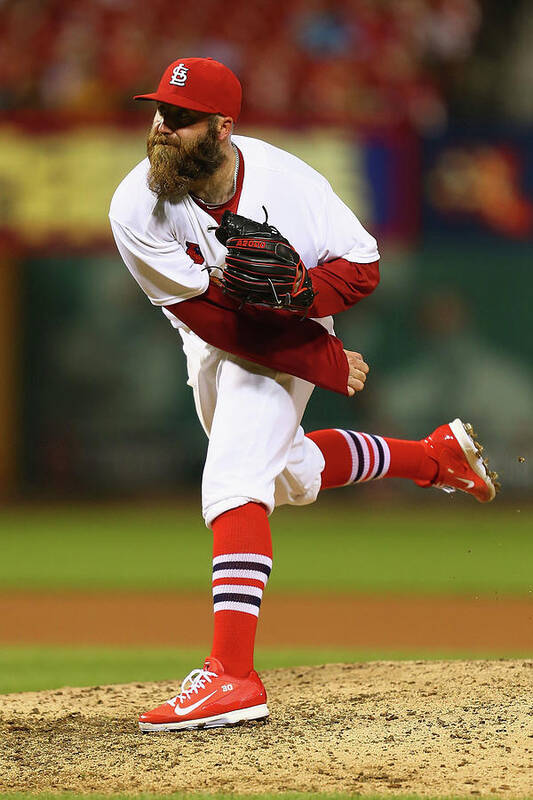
[[1, 661, 531, 797]]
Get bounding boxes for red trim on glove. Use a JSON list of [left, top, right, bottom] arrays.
[[165, 282, 349, 395], [308, 258, 380, 317]]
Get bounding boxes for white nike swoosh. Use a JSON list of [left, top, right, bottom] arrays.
[[455, 477, 475, 489], [174, 690, 217, 716]]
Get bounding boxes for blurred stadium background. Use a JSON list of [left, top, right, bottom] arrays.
[[0, 0, 531, 692]]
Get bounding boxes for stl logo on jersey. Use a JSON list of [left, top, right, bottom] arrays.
[[169, 63, 189, 86], [186, 242, 205, 265]]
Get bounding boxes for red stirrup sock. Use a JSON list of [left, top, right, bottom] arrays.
[[306, 429, 438, 489], [210, 502, 272, 677]]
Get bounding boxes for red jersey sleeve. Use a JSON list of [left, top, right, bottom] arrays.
[[165, 282, 349, 396], [307, 258, 380, 318]]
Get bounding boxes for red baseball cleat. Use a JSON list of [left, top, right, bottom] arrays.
[[416, 418, 500, 502], [138, 656, 268, 732]]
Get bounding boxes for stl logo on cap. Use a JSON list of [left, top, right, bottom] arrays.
[[134, 57, 242, 121], [169, 63, 189, 87]]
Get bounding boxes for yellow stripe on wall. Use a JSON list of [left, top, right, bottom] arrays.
[[0, 125, 365, 246]]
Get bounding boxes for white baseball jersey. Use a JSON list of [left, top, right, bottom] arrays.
[[110, 134, 379, 527], [109, 134, 379, 329]]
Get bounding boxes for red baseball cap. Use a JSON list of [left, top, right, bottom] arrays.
[[134, 57, 242, 121]]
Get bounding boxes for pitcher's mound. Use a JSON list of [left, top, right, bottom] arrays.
[[1, 661, 531, 797]]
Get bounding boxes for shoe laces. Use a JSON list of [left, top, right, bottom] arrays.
[[167, 667, 218, 705]]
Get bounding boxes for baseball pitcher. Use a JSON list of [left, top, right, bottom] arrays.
[[109, 58, 499, 732]]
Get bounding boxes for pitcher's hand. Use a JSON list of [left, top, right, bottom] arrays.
[[345, 350, 369, 397]]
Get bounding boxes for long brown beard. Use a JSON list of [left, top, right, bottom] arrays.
[[146, 117, 224, 201]]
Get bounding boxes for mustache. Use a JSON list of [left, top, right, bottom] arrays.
[[147, 131, 181, 150]]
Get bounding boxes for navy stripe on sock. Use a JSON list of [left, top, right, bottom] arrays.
[[368, 434, 385, 477], [212, 561, 271, 576], [213, 593, 262, 607], [346, 430, 365, 483]]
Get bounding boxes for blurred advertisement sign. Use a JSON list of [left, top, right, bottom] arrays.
[[0, 119, 418, 249], [0, 123, 145, 248], [424, 132, 533, 239]]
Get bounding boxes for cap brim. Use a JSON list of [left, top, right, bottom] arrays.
[[133, 91, 221, 115]]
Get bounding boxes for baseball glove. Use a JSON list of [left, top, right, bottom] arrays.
[[214, 209, 316, 312]]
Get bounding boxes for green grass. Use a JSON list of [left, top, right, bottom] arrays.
[[0, 501, 531, 595], [0, 645, 528, 695]]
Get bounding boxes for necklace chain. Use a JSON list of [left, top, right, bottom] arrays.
[[192, 143, 239, 208], [231, 142, 239, 196]]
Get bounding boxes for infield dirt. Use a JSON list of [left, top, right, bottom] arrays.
[[2, 591, 533, 651], [1, 661, 532, 797]]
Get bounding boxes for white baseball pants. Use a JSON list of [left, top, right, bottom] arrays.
[[179, 328, 326, 528]]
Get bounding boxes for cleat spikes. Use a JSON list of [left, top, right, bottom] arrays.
[[464, 422, 480, 442], [488, 470, 501, 493], [465, 422, 499, 491], [420, 418, 499, 503]]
